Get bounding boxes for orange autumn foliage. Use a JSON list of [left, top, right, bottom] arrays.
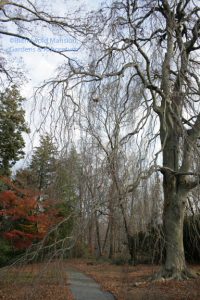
[[0, 176, 61, 250]]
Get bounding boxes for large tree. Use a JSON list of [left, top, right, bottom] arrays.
[[126, 0, 200, 280], [47, 0, 199, 279], [0, 85, 29, 175]]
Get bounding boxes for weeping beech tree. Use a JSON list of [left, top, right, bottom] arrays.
[[99, 0, 200, 280], [131, 0, 200, 279], [55, 0, 199, 279]]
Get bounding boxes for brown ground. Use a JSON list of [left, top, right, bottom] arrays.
[[0, 261, 74, 300], [0, 260, 199, 300], [68, 259, 200, 300]]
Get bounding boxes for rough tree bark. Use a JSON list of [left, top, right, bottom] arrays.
[[95, 211, 102, 257], [154, 0, 200, 279]]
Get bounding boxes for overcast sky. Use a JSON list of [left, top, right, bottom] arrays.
[[3, 0, 102, 96], [1, 0, 104, 171]]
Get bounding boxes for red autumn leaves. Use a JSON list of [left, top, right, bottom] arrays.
[[0, 177, 60, 250]]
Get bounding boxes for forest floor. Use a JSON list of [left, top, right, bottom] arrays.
[[67, 259, 200, 300], [0, 261, 74, 300], [0, 259, 199, 300]]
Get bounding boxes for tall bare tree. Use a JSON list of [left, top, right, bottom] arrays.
[[52, 0, 199, 279]]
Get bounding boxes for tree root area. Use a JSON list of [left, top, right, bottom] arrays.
[[133, 267, 199, 287], [150, 267, 199, 282]]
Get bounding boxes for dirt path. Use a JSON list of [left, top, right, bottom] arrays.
[[67, 267, 115, 300]]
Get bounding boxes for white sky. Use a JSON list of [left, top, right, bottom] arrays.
[[1, 0, 104, 171], [3, 0, 102, 95]]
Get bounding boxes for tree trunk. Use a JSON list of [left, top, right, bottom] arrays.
[[102, 221, 109, 254], [120, 203, 136, 264], [108, 184, 115, 259], [162, 173, 187, 278], [88, 216, 94, 255], [109, 217, 114, 259], [95, 211, 102, 257], [158, 125, 196, 280]]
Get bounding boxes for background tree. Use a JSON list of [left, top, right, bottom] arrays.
[[51, 146, 82, 255], [29, 133, 58, 192], [0, 85, 29, 176], [15, 143, 82, 258], [0, 176, 61, 265]]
